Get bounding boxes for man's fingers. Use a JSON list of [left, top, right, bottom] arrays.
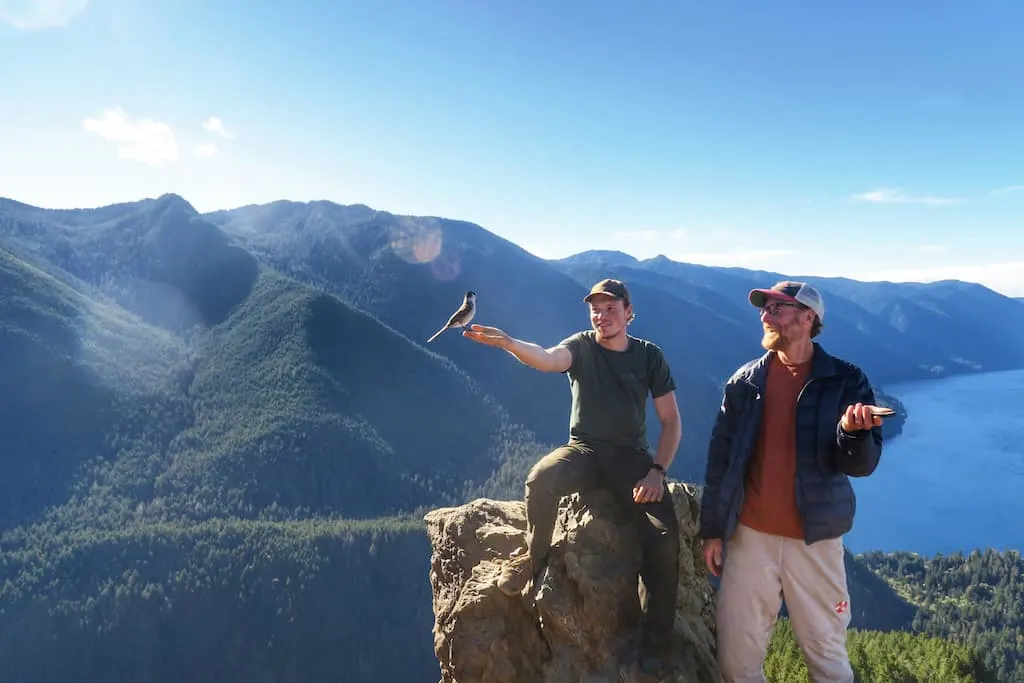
[[632, 483, 663, 504], [703, 549, 719, 576], [701, 540, 724, 576], [633, 485, 648, 503], [842, 402, 883, 432], [852, 404, 878, 430]]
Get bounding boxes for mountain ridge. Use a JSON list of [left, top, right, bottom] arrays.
[[4, 192, 1022, 488]]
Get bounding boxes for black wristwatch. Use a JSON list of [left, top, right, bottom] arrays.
[[650, 463, 666, 476]]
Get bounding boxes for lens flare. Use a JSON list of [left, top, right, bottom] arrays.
[[388, 218, 442, 265]]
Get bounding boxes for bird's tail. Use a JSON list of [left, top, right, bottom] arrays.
[[427, 326, 448, 343]]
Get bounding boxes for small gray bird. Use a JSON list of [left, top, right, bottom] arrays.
[[428, 290, 477, 342]]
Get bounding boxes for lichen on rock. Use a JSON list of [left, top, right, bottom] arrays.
[[423, 481, 722, 683]]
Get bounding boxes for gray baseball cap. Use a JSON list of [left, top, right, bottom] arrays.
[[749, 280, 825, 322]]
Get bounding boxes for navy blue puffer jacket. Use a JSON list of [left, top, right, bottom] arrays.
[[699, 343, 884, 545]]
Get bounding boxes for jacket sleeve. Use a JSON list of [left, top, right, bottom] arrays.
[[700, 380, 737, 539], [833, 368, 884, 477]]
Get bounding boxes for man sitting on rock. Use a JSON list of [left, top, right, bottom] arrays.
[[462, 278, 683, 676], [699, 280, 884, 683]]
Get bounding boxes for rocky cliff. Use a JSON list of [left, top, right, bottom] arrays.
[[423, 482, 722, 682]]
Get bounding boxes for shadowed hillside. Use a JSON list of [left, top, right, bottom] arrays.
[[0, 244, 192, 531], [150, 266, 548, 521], [0, 194, 258, 331]]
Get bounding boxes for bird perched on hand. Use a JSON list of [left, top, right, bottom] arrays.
[[427, 290, 477, 342]]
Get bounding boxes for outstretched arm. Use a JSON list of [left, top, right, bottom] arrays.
[[462, 324, 572, 373]]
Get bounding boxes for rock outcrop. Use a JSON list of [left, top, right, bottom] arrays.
[[423, 481, 722, 683]]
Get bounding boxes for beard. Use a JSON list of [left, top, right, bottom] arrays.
[[761, 326, 786, 351]]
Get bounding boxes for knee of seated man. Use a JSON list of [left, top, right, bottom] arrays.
[[525, 459, 566, 493]]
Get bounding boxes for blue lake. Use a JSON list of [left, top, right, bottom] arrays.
[[844, 367, 1024, 556]]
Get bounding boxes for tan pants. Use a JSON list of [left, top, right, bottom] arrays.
[[715, 523, 854, 683]]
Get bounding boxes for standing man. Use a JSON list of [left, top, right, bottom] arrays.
[[699, 280, 884, 683], [463, 278, 683, 676]]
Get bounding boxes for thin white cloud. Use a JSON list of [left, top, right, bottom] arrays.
[[196, 143, 219, 157], [82, 107, 178, 167], [918, 244, 947, 254], [859, 261, 1024, 298], [0, 0, 88, 29], [990, 185, 1024, 196], [850, 187, 963, 206], [201, 116, 234, 139]]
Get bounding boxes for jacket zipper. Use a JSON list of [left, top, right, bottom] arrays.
[[794, 377, 815, 539]]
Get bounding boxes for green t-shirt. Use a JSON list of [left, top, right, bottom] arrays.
[[558, 330, 676, 452]]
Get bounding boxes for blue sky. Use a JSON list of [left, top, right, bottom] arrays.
[[2, 0, 1022, 295]]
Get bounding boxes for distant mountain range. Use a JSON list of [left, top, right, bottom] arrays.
[[1, 193, 1023, 682], [3, 192, 1023, 509]]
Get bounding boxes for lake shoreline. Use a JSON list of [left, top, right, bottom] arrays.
[[845, 367, 1024, 557]]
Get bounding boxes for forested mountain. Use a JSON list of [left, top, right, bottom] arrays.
[[0, 193, 1021, 682], [858, 549, 1024, 682]]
